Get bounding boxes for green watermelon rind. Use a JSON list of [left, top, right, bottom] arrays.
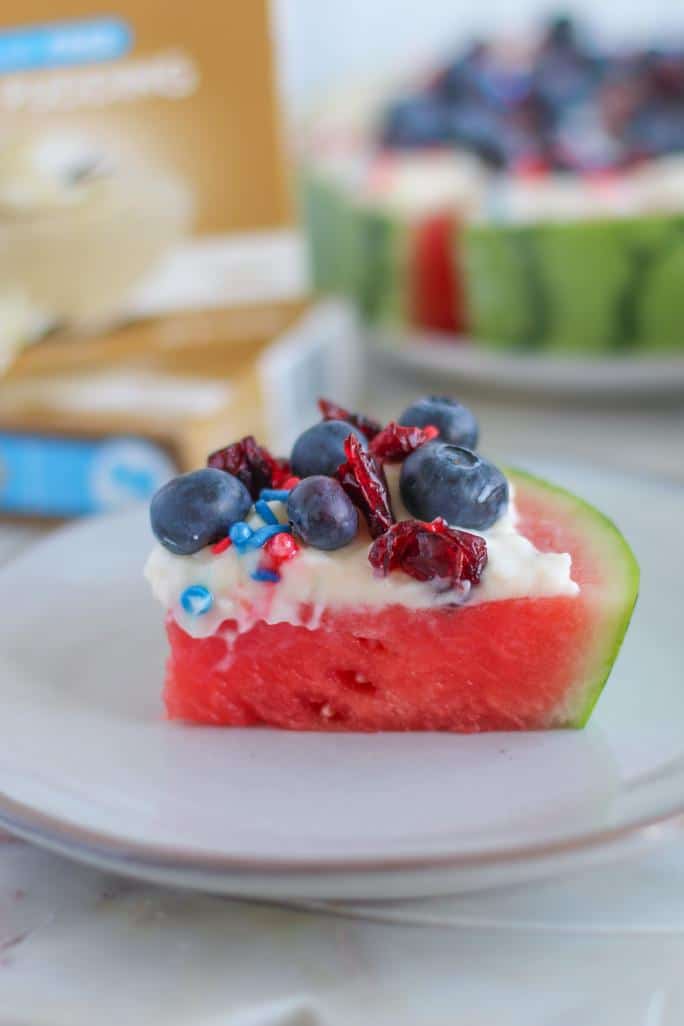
[[509, 468, 640, 728], [299, 171, 358, 295], [462, 215, 684, 353], [348, 204, 410, 329]]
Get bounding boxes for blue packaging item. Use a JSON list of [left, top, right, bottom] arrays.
[[0, 433, 177, 517], [0, 17, 132, 74]]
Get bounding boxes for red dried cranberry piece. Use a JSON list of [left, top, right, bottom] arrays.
[[368, 518, 487, 589], [207, 436, 289, 499], [337, 434, 395, 539], [270, 460, 293, 488], [317, 398, 382, 441], [370, 421, 439, 461]]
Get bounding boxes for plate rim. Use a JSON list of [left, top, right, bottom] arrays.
[[2, 784, 684, 884], [372, 329, 684, 399]]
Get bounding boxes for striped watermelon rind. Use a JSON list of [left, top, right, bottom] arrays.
[[301, 165, 684, 352], [462, 215, 684, 353], [300, 169, 464, 335]]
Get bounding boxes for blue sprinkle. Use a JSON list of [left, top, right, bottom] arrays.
[[180, 585, 213, 616], [259, 488, 291, 503], [229, 521, 253, 546], [255, 499, 279, 525], [251, 568, 280, 583], [241, 524, 292, 551]]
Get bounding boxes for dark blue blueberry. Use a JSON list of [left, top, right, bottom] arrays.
[[290, 420, 367, 479], [150, 468, 251, 555], [433, 42, 487, 102], [627, 103, 684, 157], [447, 105, 509, 166], [380, 96, 452, 148], [287, 476, 358, 550], [400, 442, 508, 530], [543, 14, 579, 52], [398, 396, 479, 450], [532, 52, 597, 113]]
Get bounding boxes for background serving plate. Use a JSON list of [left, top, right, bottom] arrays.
[[373, 332, 684, 401], [0, 463, 681, 899]]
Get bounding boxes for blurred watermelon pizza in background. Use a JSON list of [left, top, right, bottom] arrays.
[[298, 14, 684, 362]]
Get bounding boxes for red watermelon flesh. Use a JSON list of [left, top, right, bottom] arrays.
[[411, 213, 467, 334], [163, 471, 638, 732]]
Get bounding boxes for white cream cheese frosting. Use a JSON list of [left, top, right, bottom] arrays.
[[145, 467, 578, 640]]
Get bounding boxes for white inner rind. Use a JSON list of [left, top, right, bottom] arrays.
[[145, 469, 579, 640]]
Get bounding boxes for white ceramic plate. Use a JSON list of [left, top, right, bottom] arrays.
[[0, 463, 682, 900], [374, 331, 684, 400]]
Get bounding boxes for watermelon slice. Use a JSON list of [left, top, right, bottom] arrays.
[[162, 470, 638, 732]]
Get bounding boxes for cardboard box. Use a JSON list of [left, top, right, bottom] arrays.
[[0, 2, 330, 519], [0, 1, 297, 369], [0, 298, 307, 518], [0, 300, 365, 519]]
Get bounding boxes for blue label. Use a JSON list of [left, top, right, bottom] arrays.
[[0, 17, 132, 74], [0, 434, 176, 517]]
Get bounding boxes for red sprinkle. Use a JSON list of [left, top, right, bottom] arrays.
[[262, 532, 300, 570], [370, 421, 439, 461], [318, 398, 382, 441], [337, 433, 394, 539], [281, 476, 301, 491], [211, 536, 233, 555], [208, 436, 290, 498], [368, 518, 487, 588]]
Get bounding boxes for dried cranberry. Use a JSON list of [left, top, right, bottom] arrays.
[[207, 436, 290, 499], [337, 434, 395, 539], [368, 518, 487, 589], [270, 460, 294, 489], [317, 398, 382, 441], [370, 421, 439, 461]]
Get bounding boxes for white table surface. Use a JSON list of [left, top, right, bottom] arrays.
[[2, 834, 684, 1025], [1, 377, 683, 1025]]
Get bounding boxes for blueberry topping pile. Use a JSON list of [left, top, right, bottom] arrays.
[[398, 396, 479, 450], [291, 420, 367, 478], [149, 393, 511, 598], [378, 15, 684, 173], [150, 468, 251, 555], [287, 476, 359, 550], [400, 442, 508, 530]]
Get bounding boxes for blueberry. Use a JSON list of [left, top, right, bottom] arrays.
[[150, 468, 251, 555], [398, 396, 479, 450], [447, 105, 509, 167], [380, 95, 452, 148], [290, 420, 367, 479], [287, 476, 358, 550], [400, 442, 508, 530]]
